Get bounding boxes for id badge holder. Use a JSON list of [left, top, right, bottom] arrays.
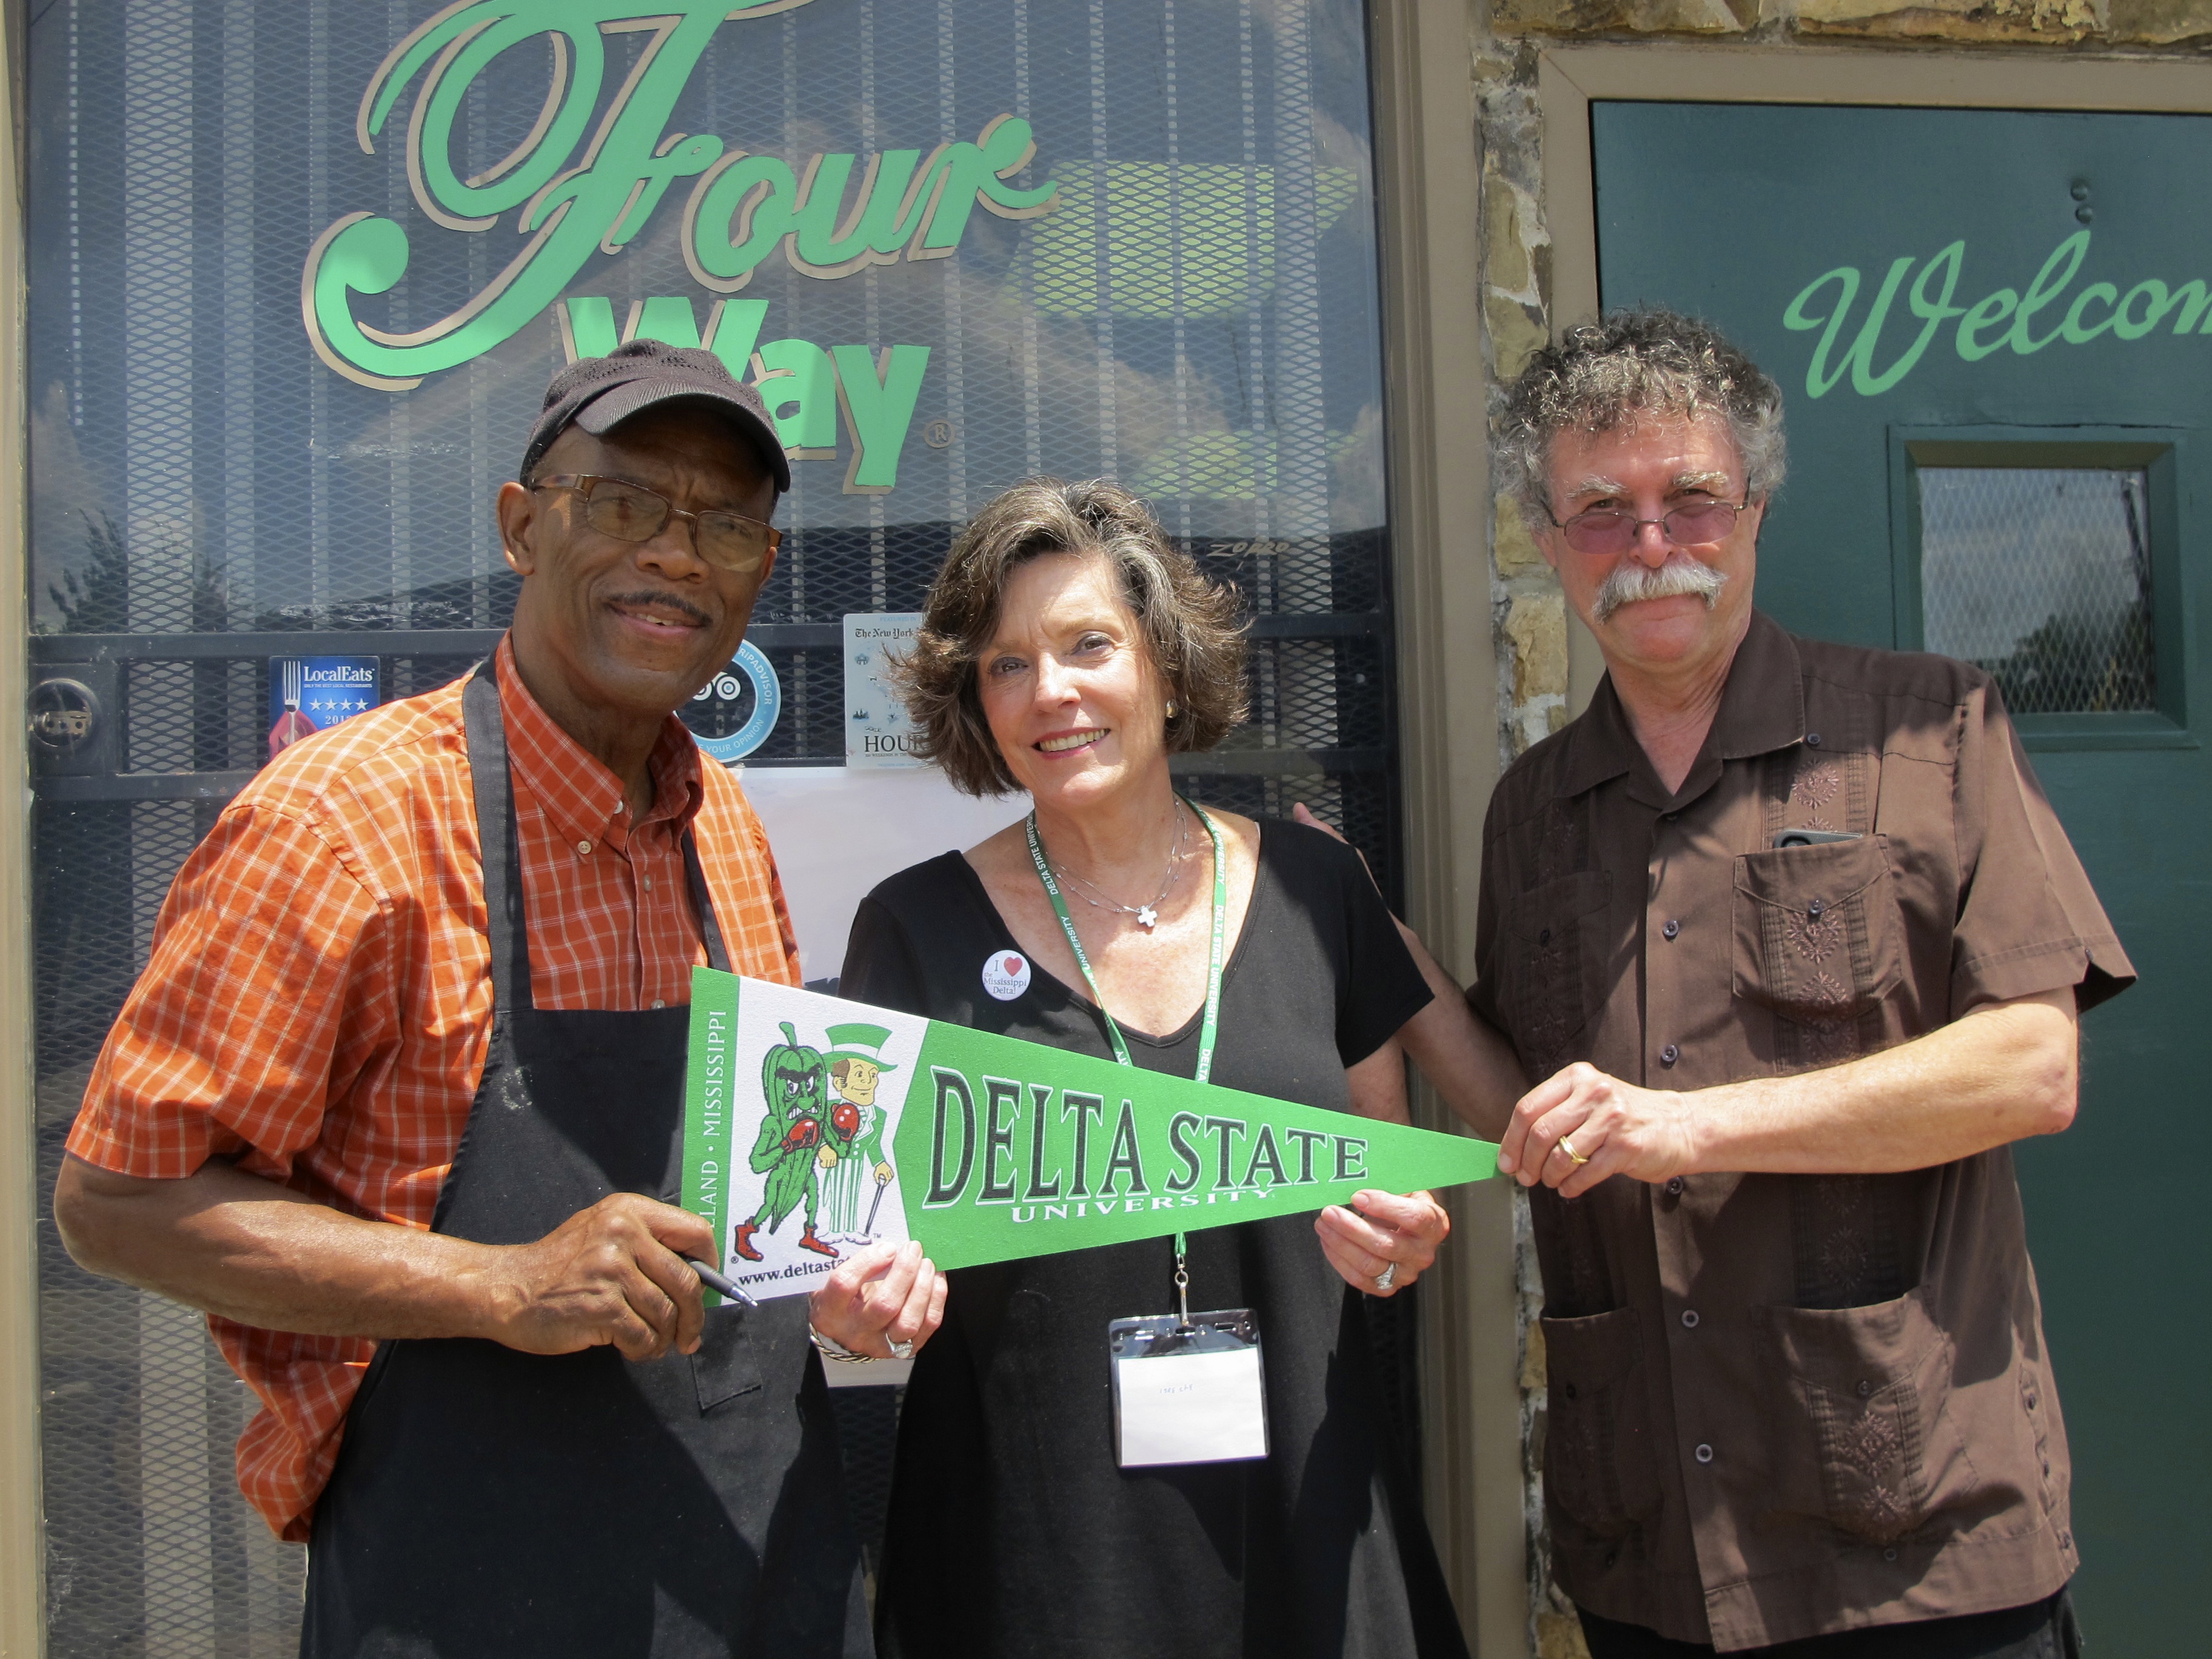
[[1108, 1310, 1269, 1468]]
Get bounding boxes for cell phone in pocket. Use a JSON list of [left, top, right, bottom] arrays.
[[1771, 829, 1864, 849]]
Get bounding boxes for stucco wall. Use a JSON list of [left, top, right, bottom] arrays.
[[1463, 10, 2212, 1655]]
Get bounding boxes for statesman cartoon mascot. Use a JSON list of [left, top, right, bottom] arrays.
[[820, 1024, 899, 1236], [736, 1022, 855, 1261]]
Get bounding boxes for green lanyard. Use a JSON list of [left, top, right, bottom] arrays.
[[1027, 796, 1225, 1322]]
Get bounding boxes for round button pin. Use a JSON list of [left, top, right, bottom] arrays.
[[981, 950, 1033, 1001]]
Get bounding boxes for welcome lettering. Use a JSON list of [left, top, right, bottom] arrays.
[[1783, 231, 2212, 399]]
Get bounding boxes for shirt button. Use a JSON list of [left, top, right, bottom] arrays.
[[1666, 1176, 1686, 1196], [576, 840, 592, 857], [1857, 1379, 1873, 1397], [1661, 918, 1680, 940], [1694, 1443, 1714, 1464], [644, 876, 654, 892], [1680, 1309, 1699, 1329], [1883, 1547, 1898, 1563], [652, 999, 666, 1009], [1538, 928, 1552, 946], [1806, 732, 1823, 748], [1808, 897, 1825, 919], [1661, 1044, 1680, 1067]]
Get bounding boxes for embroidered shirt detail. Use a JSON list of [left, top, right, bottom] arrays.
[[1787, 913, 1845, 965], [1792, 764, 1842, 811]]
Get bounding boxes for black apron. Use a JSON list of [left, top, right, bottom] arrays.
[[301, 663, 870, 1659]]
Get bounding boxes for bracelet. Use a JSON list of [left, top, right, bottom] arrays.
[[809, 1324, 914, 1363]]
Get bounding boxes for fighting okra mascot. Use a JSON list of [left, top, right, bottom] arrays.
[[736, 1022, 855, 1260]]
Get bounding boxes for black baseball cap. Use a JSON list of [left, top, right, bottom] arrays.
[[521, 339, 791, 493]]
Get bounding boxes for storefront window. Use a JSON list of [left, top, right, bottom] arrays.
[[23, 1, 1398, 1647]]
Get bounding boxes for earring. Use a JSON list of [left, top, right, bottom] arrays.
[[1165, 702, 1178, 719]]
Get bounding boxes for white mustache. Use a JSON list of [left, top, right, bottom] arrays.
[[1591, 556, 1729, 624]]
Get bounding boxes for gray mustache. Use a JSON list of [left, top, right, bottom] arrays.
[[1591, 557, 1728, 624]]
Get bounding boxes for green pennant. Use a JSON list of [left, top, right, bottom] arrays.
[[682, 968, 1497, 1302]]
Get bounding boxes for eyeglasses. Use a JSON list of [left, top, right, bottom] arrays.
[[1549, 494, 1752, 557], [531, 474, 781, 574]]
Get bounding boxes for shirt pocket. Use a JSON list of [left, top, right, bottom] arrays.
[[1503, 870, 1614, 1074], [1732, 835, 1902, 1021], [1541, 1305, 1661, 1538], [689, 1304, 765, 1413], [1759, 1288, 1966, 1546]]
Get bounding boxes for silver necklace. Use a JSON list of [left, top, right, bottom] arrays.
[[1050, 800, 1187, 931]]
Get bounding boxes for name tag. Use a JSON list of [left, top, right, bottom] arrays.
[[1108, 1311, 1269, 1468]]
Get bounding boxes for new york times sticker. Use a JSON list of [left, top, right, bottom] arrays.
[[980, 951, 1031, 1000]]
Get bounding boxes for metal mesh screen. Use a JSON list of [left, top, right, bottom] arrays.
[[23, 1, 1400, 1649], [1920, 466, 2158, 716]]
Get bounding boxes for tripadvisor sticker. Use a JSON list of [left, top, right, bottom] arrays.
[[681, 970, 1498, 1302]]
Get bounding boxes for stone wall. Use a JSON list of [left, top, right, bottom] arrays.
[[1463, 10, 2211, 1655]]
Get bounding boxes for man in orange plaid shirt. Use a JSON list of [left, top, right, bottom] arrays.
[[55, 341, 944, 1659]]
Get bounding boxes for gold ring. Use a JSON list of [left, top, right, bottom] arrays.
[[1558, 1134, 1590, 1167]]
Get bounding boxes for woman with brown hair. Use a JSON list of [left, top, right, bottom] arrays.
[[839, 478, 1466, 1658]]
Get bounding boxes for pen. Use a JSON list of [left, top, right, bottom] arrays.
[[685, 1257, 759, 1309]]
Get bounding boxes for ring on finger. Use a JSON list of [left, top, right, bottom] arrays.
[[888, 1336, 915, 1361], [1373, 1261, 1397, 1293], [1558, 1133, 1590, 1168]]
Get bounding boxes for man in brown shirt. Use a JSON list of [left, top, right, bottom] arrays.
[[1394, 311, 2132, 1656]]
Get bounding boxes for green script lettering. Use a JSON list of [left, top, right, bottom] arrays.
[[303, 2, 1056, 396], [2009, 231, 2090, 355], [1784, 230, 2212, 395], [1956, 288, 2019, 362], [2061, 281, 2120, 345]]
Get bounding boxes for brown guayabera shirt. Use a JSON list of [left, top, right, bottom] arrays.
[[1469, 611, 2133, 1652]]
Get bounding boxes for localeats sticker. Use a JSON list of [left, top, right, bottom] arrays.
[[980, 951, 1031, 1001]]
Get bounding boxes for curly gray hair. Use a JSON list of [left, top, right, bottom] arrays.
[[1496, 308, 1787, 532]]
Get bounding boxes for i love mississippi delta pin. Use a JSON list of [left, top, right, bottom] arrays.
[[980, 950, 1032, 1000]]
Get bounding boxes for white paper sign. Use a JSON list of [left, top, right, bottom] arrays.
[[736, 766, 1027, 981], [1114, 1347, 1270, 1466], [843, 612, 926, 769]]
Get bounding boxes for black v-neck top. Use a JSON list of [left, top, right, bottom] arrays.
[[840, 819, 1461, 1659]]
